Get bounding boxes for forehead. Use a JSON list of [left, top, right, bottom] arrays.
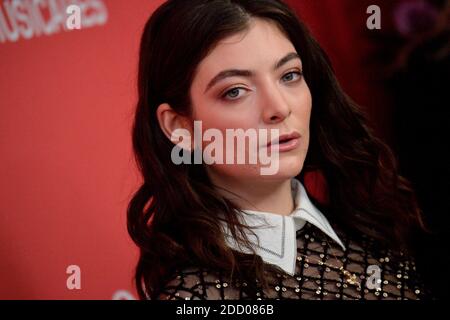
[[193, 18, 298, 84]]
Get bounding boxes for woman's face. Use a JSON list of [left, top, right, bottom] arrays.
[[189, 18, 312, 183]]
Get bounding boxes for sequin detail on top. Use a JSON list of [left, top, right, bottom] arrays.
[[156, 222, 430, 300]]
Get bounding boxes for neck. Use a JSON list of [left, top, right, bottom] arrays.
[[207, 171, 295, 216]]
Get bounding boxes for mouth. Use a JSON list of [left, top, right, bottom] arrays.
[[266, 131, 301, 149]]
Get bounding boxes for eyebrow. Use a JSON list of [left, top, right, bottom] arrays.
[[204, 52, 301, 93]]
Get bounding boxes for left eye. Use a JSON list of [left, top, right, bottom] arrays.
[[221, 87, 246, 100], [282, 71, 302, 82], [220, 71, 303, 101]]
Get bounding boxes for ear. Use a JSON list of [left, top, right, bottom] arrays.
[[156, 103, 193, 151]]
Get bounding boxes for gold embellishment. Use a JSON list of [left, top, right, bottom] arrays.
[[297, 232, 361, 288], [297, 251, 360, 287]]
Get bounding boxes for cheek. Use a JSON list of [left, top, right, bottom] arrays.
[[200, 116, 249, 132], [289, 86, 312, 124], [193, 100, 258, 133], [191, 103, 252, 156]]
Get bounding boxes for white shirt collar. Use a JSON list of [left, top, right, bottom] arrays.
[[222, 178, 346, 276]]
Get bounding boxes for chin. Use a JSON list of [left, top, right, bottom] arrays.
[[257, 155, 305, 180], [208, 154, 305, 181], [280, 153, 305, 171]]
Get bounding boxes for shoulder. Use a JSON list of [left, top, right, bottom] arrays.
[[298, 221, 430, 299], [338, 228, 430, 299], [156, 267, 242, 300]]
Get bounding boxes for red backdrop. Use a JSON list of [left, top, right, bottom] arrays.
[[0, 0, 391, 299]]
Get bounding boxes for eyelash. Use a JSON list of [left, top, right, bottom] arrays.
[[220, 70, 303, 101]]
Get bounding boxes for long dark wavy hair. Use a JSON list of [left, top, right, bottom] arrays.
[[127, 0, 425, 300]]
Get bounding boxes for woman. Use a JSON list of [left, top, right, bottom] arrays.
[[127, 0, 429, 300]]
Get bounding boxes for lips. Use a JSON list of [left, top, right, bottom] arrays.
[[266, 131, 301, 148]]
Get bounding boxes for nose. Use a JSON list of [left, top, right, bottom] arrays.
[[260, 82, 291, 124]]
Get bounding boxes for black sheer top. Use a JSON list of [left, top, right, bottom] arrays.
[[156, 222, 430, 300]]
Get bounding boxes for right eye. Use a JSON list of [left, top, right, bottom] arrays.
[[221, 87, 247, 101]]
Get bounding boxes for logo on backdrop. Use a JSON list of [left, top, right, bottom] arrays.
[[0, 0, 108, 44]]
